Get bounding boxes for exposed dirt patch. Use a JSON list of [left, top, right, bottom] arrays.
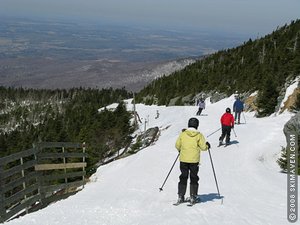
[[280, 88, 300, 112]]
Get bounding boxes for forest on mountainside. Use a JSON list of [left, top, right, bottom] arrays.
[[136, 20, 300, 117], [0, 87, 134, 175]]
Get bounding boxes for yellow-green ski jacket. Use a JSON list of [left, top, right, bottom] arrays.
[[175, 128, 208, 163]]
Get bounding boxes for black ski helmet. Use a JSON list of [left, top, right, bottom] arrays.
[[226, 107, 231, 113], [188, 117, 199, 129]]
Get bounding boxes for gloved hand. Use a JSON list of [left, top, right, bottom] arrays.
[[206, 141, 211, 149], [231, 126, 234, 129]]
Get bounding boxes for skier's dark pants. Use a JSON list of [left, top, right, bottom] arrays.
[[234, 111, 242, 123], [219, 125, 231, 144], [196, 108, 203, 115], [178, 162, 199, 197]]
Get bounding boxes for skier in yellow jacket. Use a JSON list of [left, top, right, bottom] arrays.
[[175, 117, 210, 204]]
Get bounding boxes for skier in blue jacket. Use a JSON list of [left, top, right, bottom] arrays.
[[233, 97, 244, 124]]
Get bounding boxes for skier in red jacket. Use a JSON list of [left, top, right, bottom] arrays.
[[219, 108, 235, 146]]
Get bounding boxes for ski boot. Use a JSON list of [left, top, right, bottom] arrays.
[[177, 195, 185, 204], [173, 195, 185, 206], [190, 195, 196, 204]]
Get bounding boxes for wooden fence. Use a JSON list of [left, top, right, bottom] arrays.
[[0, 142, 87, 223]]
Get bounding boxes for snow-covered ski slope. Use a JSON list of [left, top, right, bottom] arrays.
[[5, 95, 298, 225]]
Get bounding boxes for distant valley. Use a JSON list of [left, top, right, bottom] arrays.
[[0, 17, 246, 91]]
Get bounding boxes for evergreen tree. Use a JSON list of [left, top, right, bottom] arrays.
[[277, 145, 300, 175], [256, 78, 280, 117]]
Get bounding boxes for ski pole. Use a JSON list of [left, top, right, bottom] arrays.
[[206, 128, 221, 138], [207, 147, 221, 198], [232, 128, 237, 137], [159, 153, 179, 192], [242, 112, 247, 124]]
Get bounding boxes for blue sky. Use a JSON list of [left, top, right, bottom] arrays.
[[1, 0, 300, 36]]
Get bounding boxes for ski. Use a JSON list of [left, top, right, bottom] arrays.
[[187, 198, 201, 207], [187, 203, 196, 207], [173, 196, 201, 206], [218, 142, 232, 147], [195, 114, 208, 116], [224, 142, 232, 147], [173, 202, 182, 206], [173, 199, 188, 206], [217, 142, 224, 147]]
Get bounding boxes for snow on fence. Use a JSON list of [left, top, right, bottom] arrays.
[[0, 142, 87, 223]]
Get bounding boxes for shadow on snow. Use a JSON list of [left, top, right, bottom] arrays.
[[198, 193, 224, 203]]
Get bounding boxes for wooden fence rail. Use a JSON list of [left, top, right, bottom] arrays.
[[0, 142, 87, 223]]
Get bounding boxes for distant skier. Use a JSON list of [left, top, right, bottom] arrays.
[[196, 98, 205, 116], [175, 117, 210, 204], [233, 97, 244, 124], [219, 108, 235, 146]]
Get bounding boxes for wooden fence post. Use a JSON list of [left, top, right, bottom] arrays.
[[20, 157, 29, 214], [82, 142, 86, 189], [33, 147, 40, 205], [62, 146, 67, 184], [34, 144, 45, 206], [0, 165, 6, 223]]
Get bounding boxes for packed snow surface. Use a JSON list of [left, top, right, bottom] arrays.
[[5, 95, 298, 225]]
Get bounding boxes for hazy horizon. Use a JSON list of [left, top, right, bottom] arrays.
[[1, 0, 299, 38]]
